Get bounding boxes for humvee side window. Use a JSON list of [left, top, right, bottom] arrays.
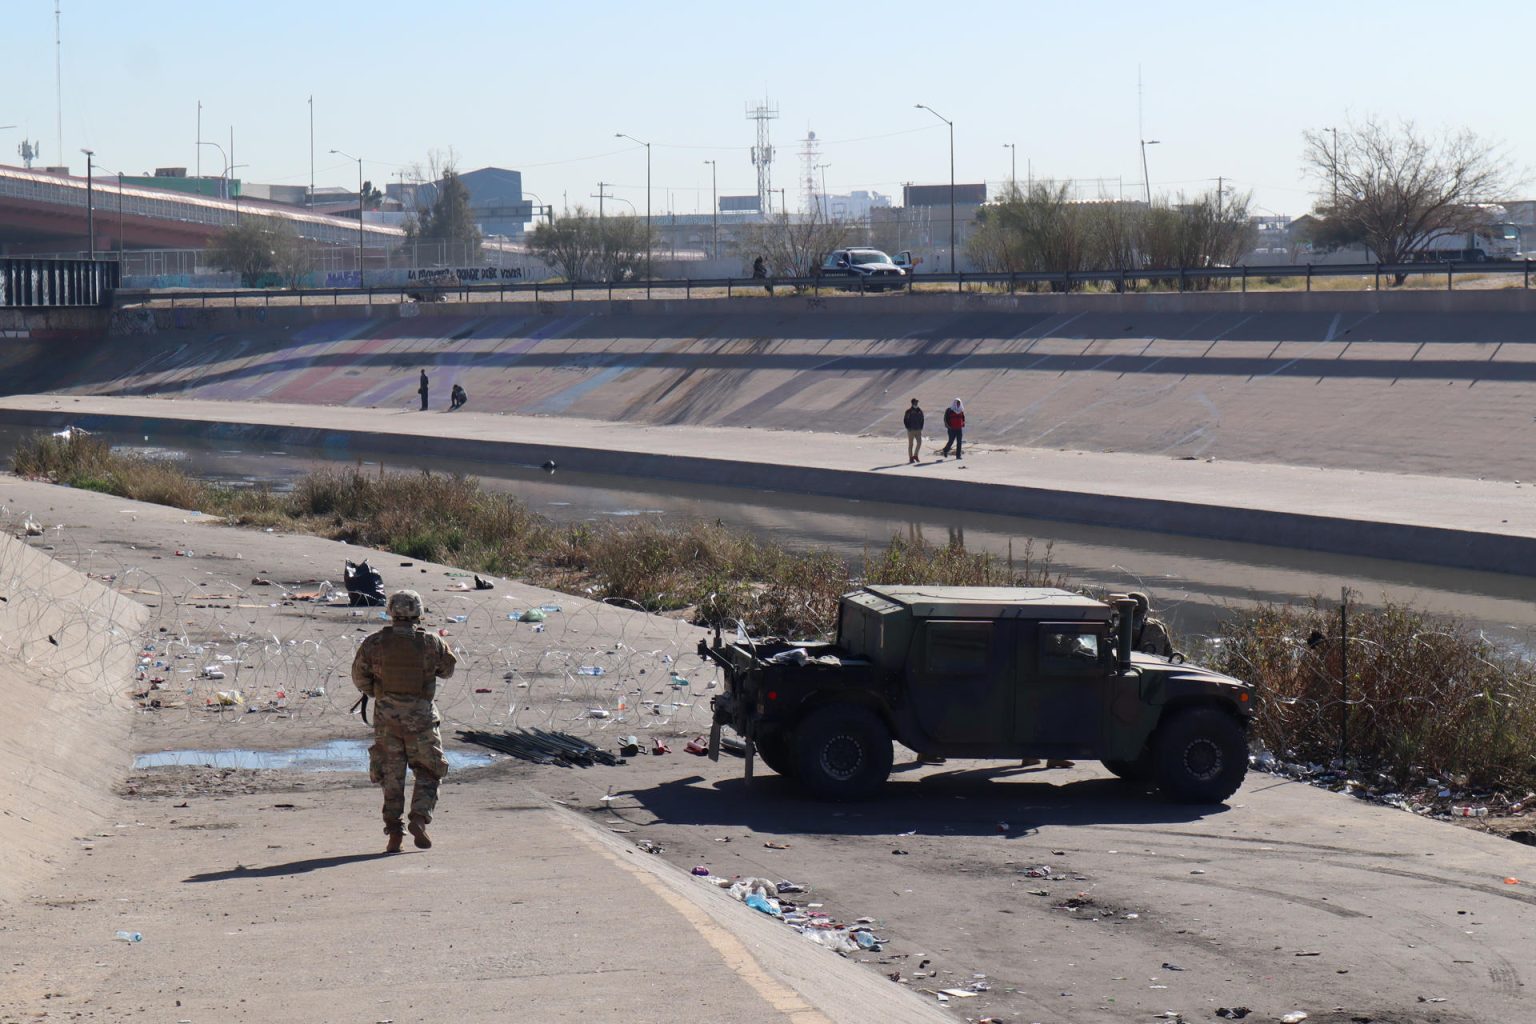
[[1038, 627, 1104, 676], [924, 622, 991, 674]]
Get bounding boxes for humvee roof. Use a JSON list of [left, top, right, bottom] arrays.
[[856, 585, 1108, 620]]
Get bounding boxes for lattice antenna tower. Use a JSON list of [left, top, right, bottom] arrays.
[[18, 139, 40, 169], [799, 129, 820, 217], [746, 99, 779, 214]]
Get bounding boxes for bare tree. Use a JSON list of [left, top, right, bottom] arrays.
[[1303, 118, 1511, 278], [737, 206, 851, 281], [526, 206, 651, 282]]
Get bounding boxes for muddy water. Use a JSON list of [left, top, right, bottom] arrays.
[[5, 424, 1533, 648]]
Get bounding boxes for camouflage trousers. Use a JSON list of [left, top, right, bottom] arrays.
[[368, 696, 448, 832]]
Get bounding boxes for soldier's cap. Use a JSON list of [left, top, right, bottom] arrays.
[[386, 589, 424, 621]]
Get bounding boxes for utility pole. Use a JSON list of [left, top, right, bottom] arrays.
[[196, 100, 201, 180], [1003, 142, 1016, 193], [703, 160, 717, 258], [1140, 139, 1159, 206], [1217, 175, 1223, 216], [308, 96, 315, 208], [81, 148, 94, 258], [592, 181, 612, 274]]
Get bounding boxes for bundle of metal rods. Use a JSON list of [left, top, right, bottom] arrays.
[[457, 728, 620, 767]]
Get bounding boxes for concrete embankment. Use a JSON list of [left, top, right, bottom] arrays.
[[3, 394, 1533, 576], [0, 529, 146, 904], [5, 288, 1536, 480]]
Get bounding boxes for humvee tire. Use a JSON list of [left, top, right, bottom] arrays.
[[791, 705, 893, 800], [754, 732, 796, 778], [1152, 707, 1248, 803]]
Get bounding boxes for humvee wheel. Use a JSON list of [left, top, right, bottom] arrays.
[[791, 705, 893, 800], [1152, 707, 1248, 803], [1101, 752, 1153, 782], [754, 733, 796, 778]]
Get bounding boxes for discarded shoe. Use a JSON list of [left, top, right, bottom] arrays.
[[917, 754, 947, 765], [1047, 759, 1076, 769], [408, 818, 432, 849], [1019, 758, 1042, 767]]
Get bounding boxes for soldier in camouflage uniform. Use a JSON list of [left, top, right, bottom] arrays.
[[1129, 591, 1176, 659], [351, 590, 457, 853]]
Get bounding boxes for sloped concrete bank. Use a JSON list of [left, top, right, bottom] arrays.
[[10, 287, 1536, 480], [0, 530, 146, 904], [3, 397, 1532, 577]]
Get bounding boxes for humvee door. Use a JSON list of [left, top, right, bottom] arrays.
[[1016, 621, 1110, 748], [909, 619, 1016, 743]]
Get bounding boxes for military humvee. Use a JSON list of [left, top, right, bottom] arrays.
[[698, 586, 1254, 803]]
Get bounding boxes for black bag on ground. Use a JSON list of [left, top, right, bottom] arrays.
[[345, 559, 387, 607]]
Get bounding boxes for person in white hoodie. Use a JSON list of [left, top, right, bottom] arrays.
[[940, 398, 966, 458]]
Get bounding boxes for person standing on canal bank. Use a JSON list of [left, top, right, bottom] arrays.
[[351, 590, 457, 853], [418, 369, 429, 411], [903, 398, 925, 463], [940, 398, 965, 458]]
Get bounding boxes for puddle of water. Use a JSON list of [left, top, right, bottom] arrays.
[[133, 739, 493, 772]]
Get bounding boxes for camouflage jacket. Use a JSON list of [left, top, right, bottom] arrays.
[[351, 624, 456, 701]]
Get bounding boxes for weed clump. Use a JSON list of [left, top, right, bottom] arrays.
[[1212, 599, 1536, 792]]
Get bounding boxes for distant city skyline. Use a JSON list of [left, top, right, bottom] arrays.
[[2, 0, 1532, 220]]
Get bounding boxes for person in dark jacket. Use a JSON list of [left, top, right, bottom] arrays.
[[902, 399, 925, 463], [449, 384, 467, 411], [418, 369, 429, 412], [940, 398, 965, 458], [752, 255, 773, 295]]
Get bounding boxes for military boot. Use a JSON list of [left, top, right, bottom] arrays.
[[385, 823, 405, 854], [408, 816, 432, 849]]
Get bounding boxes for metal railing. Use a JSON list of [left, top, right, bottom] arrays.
[[111, 260, 1536, 310], [2, 256, 119, 308]]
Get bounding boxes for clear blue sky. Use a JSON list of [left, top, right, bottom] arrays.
[[3, 0, 1531, 218]]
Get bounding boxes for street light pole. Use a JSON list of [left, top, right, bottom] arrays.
[[1139, 138, 1160, 206], [331, 149, 365, 284], [615, 133, 652, 291], [80, 148, 94, 258], [703, 160, 717, 258], [915, 104, 955, 275], [1003, 142, 1016, 194]]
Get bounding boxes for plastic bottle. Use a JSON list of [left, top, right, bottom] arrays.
[[1451, 805, 1489, 817], [115, 930, 142, 943]]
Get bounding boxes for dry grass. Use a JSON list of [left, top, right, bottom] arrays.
[[6, 433, 1060, 639], [1211, 600, 1536, 791]]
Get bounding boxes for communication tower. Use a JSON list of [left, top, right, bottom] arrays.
[[746, 99, 779, 214], [799, 129, 821, 217], [18, 139, 40, 169]]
